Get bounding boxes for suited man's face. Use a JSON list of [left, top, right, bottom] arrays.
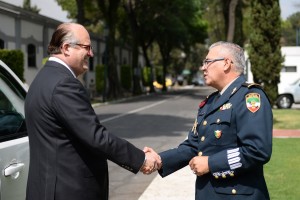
[[67, 26, 94, 76]]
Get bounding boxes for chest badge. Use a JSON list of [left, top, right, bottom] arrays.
[[214, 130, 222, 139], [220, 103, 232, 111], [245, 93, 261, 113]]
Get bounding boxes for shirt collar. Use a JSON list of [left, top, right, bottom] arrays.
[[48, 57, 76, 78], [219, 76, 240, 95]]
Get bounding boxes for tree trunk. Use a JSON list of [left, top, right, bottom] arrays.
[[227, 0, 239, 42]]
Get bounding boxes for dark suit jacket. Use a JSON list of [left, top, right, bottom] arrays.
[[25, 61, 145, 200], [159, 76, 272, 200]]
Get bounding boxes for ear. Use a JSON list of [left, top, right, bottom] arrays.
[[61, 43, 71, 56], [223, 58, 232, 71]]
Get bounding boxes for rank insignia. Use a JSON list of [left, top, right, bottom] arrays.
[[220, 103, 232, 111], [214, 130, 222, 139], [245, 93, 261, 113], [231, 87, 237, 94]]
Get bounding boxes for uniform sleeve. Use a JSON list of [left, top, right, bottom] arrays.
[[159, 129, 199, 177], [208, 88, 273, 178], [52, 77, 145, 173]]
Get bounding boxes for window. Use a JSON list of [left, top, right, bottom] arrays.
[[27, 44, 36, 67], [281, 66, 297, 72], [0, 39, 4, 49], [0, 66, 27, 142]]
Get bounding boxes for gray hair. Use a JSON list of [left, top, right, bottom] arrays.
[[209, 41, 245, 74]]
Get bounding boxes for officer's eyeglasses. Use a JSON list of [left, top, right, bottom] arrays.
[[202, 58, 225, 67]]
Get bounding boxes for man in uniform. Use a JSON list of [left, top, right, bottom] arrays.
[[148, 41, 273, 200]]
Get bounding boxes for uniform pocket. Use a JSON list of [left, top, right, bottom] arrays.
[[208, 109, 236, 146]]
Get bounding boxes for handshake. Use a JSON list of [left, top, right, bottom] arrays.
[[140, 147, 162, 175]]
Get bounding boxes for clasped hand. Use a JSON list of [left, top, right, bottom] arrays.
[[140, 147, 162, 175]]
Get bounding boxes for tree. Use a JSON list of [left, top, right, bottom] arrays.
[[281, 12, 300, 46], [151, 0, 207, 91], [248, 0, 284, 105], [202, 0, 245, 46], [23, 0, 40, 13], [57, 0, 124, 100]]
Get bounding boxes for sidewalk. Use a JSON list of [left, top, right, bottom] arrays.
[[138, 129, 300, 200]]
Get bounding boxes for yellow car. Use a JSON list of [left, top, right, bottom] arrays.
[[153, 78, 173, 89]]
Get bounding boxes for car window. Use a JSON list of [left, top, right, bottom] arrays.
[[0, 67, 27, 142]]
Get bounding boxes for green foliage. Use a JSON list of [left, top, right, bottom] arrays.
[[281, 12, 300, 46], [0, 49, 24, 81], [95, 65, 105, 94], [248, 0, 284, 105], [142, 67, 152, 87], [265, 139, 300, 200], [23, 0, 40, 13], [120, 65, 132, 91], [155, 66, 163, 83]]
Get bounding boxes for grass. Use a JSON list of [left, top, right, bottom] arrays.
[[265, 109, 300, 199], [273, 109, 300, 129], [265, 139, 300, 200]]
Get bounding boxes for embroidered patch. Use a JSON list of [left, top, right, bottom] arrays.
[[245, 93, 261, 113], [214, 130, 222, 139], [220, 103, 232, 111]]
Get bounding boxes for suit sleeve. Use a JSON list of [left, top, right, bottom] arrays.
[[208, 88, 273, 177], [51, 77, 145, 173]]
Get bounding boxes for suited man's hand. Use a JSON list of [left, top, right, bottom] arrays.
[[189, 156, 209, 176], [140, 147, 162, 174]]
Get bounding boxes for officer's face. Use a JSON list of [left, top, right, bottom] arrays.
[[201, 46, 226, 90]]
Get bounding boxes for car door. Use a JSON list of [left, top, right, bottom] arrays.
[[293, 79, 300, 103], [0, 60, 29, 200]]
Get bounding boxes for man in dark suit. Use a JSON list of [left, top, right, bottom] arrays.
[[25, 23, 161, 200], [146, 41, 273, 199]]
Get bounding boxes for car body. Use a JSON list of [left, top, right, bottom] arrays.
[[153, 78, 173, 89], [276, 78, 300, 109], [191, 76, 205, 86], [0, 60, 29, 200]]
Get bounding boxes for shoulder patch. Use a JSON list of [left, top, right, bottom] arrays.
[[245, 93, 261, 113], [242, 82, 262, 89]]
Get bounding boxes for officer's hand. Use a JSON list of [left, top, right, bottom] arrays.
[[189, 156, 209, 176]]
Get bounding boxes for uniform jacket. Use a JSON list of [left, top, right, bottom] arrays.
[[159, 75, 272, 200], [25, 61, 145, 200]]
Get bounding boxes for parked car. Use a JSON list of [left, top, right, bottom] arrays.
[[276, 78, 300, 109], [191, 76, 205, 86], [0, 60, 29, 200]]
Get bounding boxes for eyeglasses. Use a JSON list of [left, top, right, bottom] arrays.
[[202, 58, 225, 67], [70, 43, 93, 52]]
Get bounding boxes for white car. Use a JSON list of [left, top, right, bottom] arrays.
[[276, 78, 300, 109], [0, 60, 29, 200]]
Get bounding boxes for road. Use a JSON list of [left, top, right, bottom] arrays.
[[93, 86, 214, 200]]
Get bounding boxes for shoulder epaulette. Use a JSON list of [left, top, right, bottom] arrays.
[[242, 82, 262, 89]]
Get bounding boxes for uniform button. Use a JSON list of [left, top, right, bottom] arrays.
[[214, 175, 219, 179], [222, 174, 226, 178], [201, 136, 205, 142], [217, 119, 220, 123], [230, 173, 234, 177], [198, 152, 203, 156], [203, 120, 207, 126], [232, 189, 237, 194]]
